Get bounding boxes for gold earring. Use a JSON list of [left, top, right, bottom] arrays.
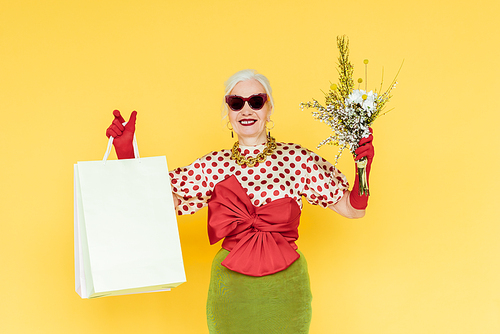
[[266, 119, 275, 130], [227, 121, 234, 138], [266, 119, 275, 139]]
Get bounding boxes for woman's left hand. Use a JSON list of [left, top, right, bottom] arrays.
[[349, 128, 374, 210], [353, 129, 374, 163]]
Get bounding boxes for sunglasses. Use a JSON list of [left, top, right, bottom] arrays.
[[225, 93, 268, 111]]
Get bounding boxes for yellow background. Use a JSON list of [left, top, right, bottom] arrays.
[[1, 0, 499, 333]]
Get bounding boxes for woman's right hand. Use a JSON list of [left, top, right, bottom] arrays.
[[106, 110, 137, 159]]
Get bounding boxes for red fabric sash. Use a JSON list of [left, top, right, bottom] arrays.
[[208, 175, 301, 277]]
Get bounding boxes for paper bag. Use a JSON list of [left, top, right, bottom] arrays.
[[74, 136, 185, 298]]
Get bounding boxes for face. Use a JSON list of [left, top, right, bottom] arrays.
[[227, 79, 272, 146]]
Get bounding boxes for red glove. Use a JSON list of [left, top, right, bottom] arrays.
[[105, 110, 137, 159], [349, 129, 374, 210]]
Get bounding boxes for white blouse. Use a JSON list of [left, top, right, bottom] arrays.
[[169, 141, 349, 215]]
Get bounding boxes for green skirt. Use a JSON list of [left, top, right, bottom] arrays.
[[206, 248, 312, 334]]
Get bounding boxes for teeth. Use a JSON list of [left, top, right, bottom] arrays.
[[240, 120, 256, 125]]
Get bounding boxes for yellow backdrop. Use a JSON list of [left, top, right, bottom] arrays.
[[1, 0, 499, 333]]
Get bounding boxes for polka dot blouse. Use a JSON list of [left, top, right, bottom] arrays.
[[169, 142, 349, 215]]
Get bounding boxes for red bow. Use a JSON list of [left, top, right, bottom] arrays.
[[208, 175, 301, 276]]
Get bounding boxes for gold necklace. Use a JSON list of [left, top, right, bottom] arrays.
[[230, 136, 277, 167]]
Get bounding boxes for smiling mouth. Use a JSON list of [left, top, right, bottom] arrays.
[[239, 120, 257, 126]]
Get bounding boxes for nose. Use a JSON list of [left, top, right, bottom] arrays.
[[240, 103, 254, 115]]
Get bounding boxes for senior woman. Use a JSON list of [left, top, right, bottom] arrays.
[[106, 69, 374, 333]]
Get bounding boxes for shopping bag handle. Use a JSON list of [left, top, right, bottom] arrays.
[[103, 121, 140, 163]]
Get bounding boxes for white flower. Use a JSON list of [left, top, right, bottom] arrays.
[[346, 90, 378, 114], [346, 89, 364, 105]]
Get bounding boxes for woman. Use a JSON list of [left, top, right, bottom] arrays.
[[106, 69, 374, 333]]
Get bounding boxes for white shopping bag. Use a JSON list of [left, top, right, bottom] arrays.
[[74, 135, 185, 299]]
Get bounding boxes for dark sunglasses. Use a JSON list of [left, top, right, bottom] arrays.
[[225, 93, 268, 111]]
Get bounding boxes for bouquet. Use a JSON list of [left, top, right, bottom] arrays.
[[300, 35, 401, 195]]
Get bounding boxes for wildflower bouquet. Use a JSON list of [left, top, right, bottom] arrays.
[[300, 35, 401, 195]]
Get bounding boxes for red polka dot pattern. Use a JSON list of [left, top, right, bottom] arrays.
[[169, 142, 349, 215]]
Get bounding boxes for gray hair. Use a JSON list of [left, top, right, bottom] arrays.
[[221, 69, 274, 121]]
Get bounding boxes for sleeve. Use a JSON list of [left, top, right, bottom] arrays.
[[169, 157, 213, 215], [300, 150, 349, 208]]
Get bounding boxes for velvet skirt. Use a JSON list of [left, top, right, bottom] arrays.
[[206, 248, 312, 334]]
